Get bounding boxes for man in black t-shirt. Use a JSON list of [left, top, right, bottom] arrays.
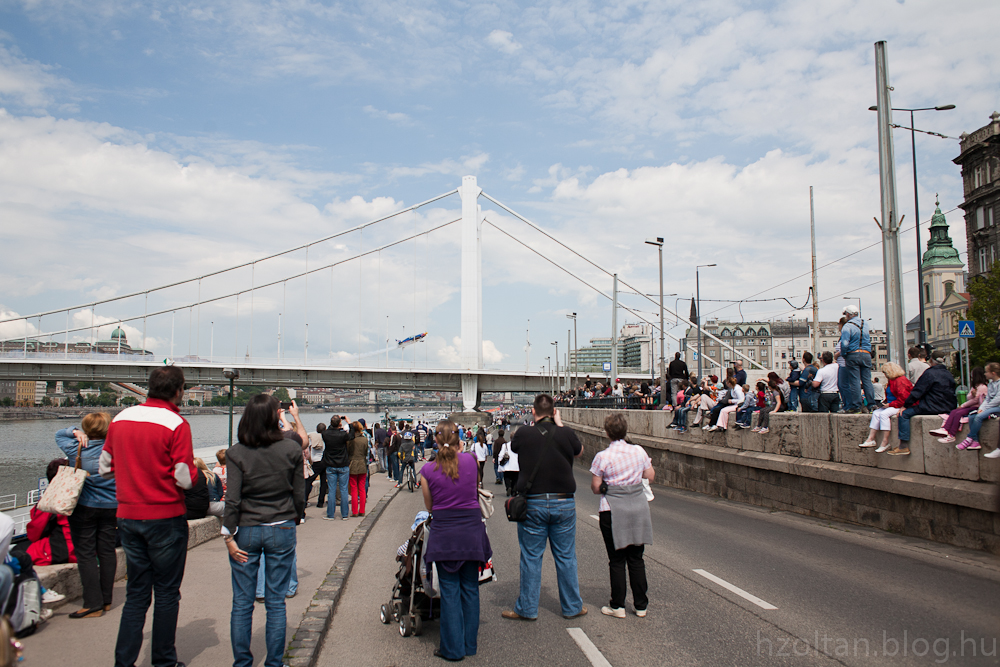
[[502, 394, 586, 622], [668, 352, 689, 407]]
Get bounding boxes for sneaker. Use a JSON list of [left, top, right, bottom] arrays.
[[858, 440, 877, 448], [39, 608, 53, 622], [41, 590, 65, 604], [708, 425, 719, 432], [601, 606, 626, 618], [758, 428, 768, 434], [937, 435, 956, 444], [928, 429, 949, 438], [635, 608, 648, 617], [322, 516, 337, 521], [956, 438, 977, 450], [985, 449, 1000, 459], [702, 424, 711, 430], [875, 442, 891, 453], [887, 447, 910, 456], [752, 427, 760, 432]]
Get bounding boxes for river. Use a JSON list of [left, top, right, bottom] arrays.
[[0, 409, 446, 506]]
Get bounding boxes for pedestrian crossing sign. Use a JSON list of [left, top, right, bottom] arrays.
[[958, 320, 975, 338]]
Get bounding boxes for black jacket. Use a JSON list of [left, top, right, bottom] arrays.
[[322, 429, 351, 468], [223, 438, 305, 532], [903, 364, 957, 415], [668, 359, 688, 380], [511, 418, 582, 495]]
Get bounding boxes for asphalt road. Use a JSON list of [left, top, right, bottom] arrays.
[[319, 465, 1000, 667]]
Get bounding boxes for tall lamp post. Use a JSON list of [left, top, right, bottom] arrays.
[[843, 296, 862, 315], [545, 357, 551, 395], [645, 237, 667, 405], [869, 103, 955, 345], [566, 313, 577, 393], [223, 368, 240, 447], [551, 341, 559, 394], [695, 264, 717, 379]]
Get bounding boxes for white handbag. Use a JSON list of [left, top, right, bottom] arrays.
[[37, 449, 89, 516]]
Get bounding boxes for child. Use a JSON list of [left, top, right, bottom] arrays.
[[736, 383, 765, 429], [957, 362, 1000, 456], [214, 448, 228, 493]]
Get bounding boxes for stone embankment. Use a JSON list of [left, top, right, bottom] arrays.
[[562, 408, 1000, 555]]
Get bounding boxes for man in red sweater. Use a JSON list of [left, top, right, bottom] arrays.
[[100, 365, 197, 667]]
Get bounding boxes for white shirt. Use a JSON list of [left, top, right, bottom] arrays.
[[308, 432, 325, 463], [498, 441, 518, 472], [815, 363, 839, 392]]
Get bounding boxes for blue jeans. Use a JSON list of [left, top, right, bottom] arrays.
[[389, 454, 401, 483], [673, 406, 689, 429], [115, 516, 189, 667], [230, 521, 297, 667], [844, 351, 875, 411], [801, 390, 818, 413], [968, 407, 1000, 442], [325, 466, 350, 518], [737, 406, 760, 426], [787, 386, 799, 411], [437, 561, 480, 660], [897, 407, 918, 442], [514, 498, 582, 619], [256, 552, 297, 597]]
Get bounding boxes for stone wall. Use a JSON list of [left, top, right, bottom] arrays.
[[563, 409, 1000, 554]]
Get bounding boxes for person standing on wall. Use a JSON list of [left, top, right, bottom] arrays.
[[502, 394, 587, 622], [99, 366, 197, 667], [839, 304, 876, 413], [667, 353, 688, 408]]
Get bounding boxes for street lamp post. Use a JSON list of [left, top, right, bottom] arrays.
[[551, 341, 559, 394], [869, 103, 955, 346], [223, 368, 240, 447], [645, 237, 667, 405], [695, 264, 717, 379], [566, 313, 577, 393], [545, 356, 551, 395], [843, 296, 862, 315]]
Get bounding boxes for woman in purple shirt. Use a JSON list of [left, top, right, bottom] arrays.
[[420, 420, 492, 662]]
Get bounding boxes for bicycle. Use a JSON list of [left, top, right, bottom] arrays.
[[404, 461, 417, 492]]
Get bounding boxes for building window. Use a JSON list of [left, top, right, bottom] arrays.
[[974, 167, 983, 188], [761, 348, 768, 356], [990, 207, 995, 227], [822, 341, 828, 347], [709, 351, 716, 358], [723, 351, 731, 361], [749, 349, 755, 359], [926, 318, 932, 335], [980, 247, 989, 273], [944, 281, 954, 297], [977, 207, 986, 229]]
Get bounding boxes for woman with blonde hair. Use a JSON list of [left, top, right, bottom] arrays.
[[56, 412, 117, 618], [196, 457, 225, 517], [859, 363, 913, 453], [420, 420, 492, 662]]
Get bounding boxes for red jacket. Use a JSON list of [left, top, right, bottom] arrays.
[[887, 376, 914, 409], [26, 506, 75, 566], [100, 398, 197, 520]]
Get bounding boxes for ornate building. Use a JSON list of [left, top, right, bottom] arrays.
[[953, 112, 1000, 280], [921, 201, 967, 353]]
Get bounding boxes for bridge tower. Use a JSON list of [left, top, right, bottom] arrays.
[[459, 175, 483, 412]]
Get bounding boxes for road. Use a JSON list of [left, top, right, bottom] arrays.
[[320, 465, 1000, 666]]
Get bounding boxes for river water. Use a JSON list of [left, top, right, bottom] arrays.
[[0, 409, 445, 506]]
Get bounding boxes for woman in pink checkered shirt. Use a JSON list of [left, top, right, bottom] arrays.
[[589, 413, 654, 619]]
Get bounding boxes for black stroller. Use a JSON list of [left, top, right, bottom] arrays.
[[379, 515, 436, 637]]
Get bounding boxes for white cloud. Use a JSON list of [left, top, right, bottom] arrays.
[[486, 30, 521, 55], [436, 337, 506, 366], [363, 105, 413, 126], [0, 42, 67, 109], [390, 152, 490, 179]]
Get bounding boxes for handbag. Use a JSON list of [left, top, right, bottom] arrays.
[[478, 487, 494, 519], [499, 442, 510, 467], [504, 425, 554, 522], [37, 447, 88, 516]]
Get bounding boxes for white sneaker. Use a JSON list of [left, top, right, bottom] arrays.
[[635, 608, 648, 617], [875, 442, 891, 453], [985, 449, 1000, 459], [39, 608, 53, 622], [42, 590, 65, 604], [601, 606, 626, 618], [858, 440, 877, 448]]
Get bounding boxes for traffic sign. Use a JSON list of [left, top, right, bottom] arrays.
[[958, 320, 975, 338], [602, 362, 612, 372], [952, 338, 967, 351], [692, 352, 699, 361]]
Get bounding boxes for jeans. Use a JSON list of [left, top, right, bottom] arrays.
[[493, 457, 502, 483], [968, 407, 1000, 442], [230, 521, 296, 667], [598, 511, 647, 610], [897, 407, 918, 442], [514, 498, 582, 619], [389, 454, 401, 483], [669, 379, 683, 406], [349, 473, 367, 515], [787, 386, 799, 411], [325, 466, 350, 518], [801, 390, 818, 413], [437, 561, 480, 660], [844, 351, 876, 411], [378, 448, 388, 472], [818, 392, 841, 413], [672, 406, 690, 429], [115, 516, 189, 667], [68, 504, 118, 609], [255, 552, 297, 598]]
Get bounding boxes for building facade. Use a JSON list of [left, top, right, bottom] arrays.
[[954, 112, 1000, 280], [568, 323, 655, 374]]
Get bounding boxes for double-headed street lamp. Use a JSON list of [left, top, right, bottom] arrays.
[[869, 103, 955, 345], [645, 237, 667, 405], [695, 264, 717, 379]]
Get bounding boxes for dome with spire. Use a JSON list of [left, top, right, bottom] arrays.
[[110, 327, 128, 341], [922, 198, 962, 268]]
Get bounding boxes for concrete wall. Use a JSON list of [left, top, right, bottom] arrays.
[[563, 409, 1000, 554]]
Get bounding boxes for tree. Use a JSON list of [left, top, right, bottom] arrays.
[[967, 261, 1000, 370], [188, 399, 199, 406], [1, 397, 12, 407], [121, 396, 139, 406], [41, 396, 52, 406], [273, 387, 291, 402]]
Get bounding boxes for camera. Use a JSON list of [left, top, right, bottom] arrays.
[[280, 402, 293, 410]]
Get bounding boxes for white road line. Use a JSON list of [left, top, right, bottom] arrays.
[[567, 628, 613, 667], [692, 569, 778, 610], [589, 514, 599, 521]]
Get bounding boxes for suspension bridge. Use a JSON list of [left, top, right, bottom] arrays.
[[0, 176, 761, 410]]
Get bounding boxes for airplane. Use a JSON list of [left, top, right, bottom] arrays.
[[396, 332, 428, 348]]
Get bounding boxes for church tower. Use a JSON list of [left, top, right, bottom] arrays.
[[921, 198, 966, 347]]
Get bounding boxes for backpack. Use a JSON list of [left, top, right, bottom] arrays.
[[4, 570, 42, 638]]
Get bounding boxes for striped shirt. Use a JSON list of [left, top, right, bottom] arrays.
[[590, 440, 651, 512]]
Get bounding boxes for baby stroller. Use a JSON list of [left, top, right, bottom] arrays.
[[379, 512, 436, 637]]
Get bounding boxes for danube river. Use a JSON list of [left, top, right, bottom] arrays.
[[0, 410, 438, 506]]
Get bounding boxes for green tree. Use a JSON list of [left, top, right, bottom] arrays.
[[121, 396, 139, 406], [188, 399, 199, 406], [41, 396, 52, 406], [967, 262, 1000, 370], [273, 387, 291, 402], [1, 397, 12, 407]]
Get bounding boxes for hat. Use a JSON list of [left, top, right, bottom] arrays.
[[709, 375, 718, 383], [843, 304, 860, 317], [358, 418, 366, 427], [411, 511, 430, 531]]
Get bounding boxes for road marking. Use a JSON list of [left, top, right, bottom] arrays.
[[589, 514, 599, 521], [692, 569, 778, 610], [567, 628, 613, 667]]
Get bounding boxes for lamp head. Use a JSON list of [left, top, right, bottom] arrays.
[[223, 368, 240, 380], [935, 104, 956, 111], [645, 237, 664, 246]]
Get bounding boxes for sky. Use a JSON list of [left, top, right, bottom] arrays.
[[0, 0, 997, 372]]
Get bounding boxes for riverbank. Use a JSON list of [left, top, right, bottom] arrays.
[[0, 404, 470, 421]]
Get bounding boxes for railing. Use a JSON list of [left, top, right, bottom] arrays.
[[27, 489, 41, 505], [0, 494, 15, 511], [563, 396, 661, 410]]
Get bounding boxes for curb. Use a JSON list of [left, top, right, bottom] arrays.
[[285, 484, 401, 667]]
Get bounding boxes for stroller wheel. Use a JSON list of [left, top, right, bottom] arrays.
[[392, 601, 404, 621], [399, 614, 413, 637], [412, 614, 423, 636], [379, 604, 391, 624]]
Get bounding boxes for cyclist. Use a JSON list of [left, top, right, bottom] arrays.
[[396, 422, 418, 489]]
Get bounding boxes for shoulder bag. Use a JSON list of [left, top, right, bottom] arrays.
[[504, 425, 554, 522], [37, 446, 88, 516], [477, 487, 494, 519]]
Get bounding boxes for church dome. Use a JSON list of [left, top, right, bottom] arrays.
[[922, 199, 962, 268], [111, 328, 127, 340]]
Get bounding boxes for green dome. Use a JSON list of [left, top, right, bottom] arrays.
[[922, 199, 962, 268], [111, 328, 127, 340]]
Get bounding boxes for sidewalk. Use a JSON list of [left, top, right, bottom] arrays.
[[18, 473, 399, 666]]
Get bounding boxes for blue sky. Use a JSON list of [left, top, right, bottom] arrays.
[[0, 0, 997, 371]]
